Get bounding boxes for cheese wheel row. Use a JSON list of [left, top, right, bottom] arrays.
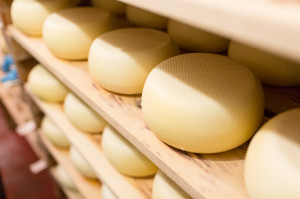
[[55, 164, 78, 191]]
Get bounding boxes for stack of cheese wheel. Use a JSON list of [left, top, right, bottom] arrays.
[[125, 5, 168, 29], [91, 0, 126, 16], [28, 64, 69, 102], [167, 19, 229, 53], [102, 184, 117, 199], [41, 116, 70, 148], [55, 164, 78, 191], [153, 170, 191, 199], [102, 125, 158, 177], [11, 0, 74, 36], [142, 53, 265, 153], [88, 28, 179, 94], [228, 41, 300, 86], [245, 108, 300, 199], [64, 93, 107, 134], [69, 146, 98, 179], [43, 7, 118, 60]]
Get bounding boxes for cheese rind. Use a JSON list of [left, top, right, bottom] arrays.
[[142, 53, 264, 153], [102, 184, 117, 199], [91, 0, 126, 15], [56, 164, 78, 191], [245, 108, 300, 199], [102, 125, 158, 177]]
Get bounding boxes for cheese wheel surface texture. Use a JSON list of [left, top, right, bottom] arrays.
[[56, 164, 78, 191], [89, 28, 179, 94], [43, 7, 118, 60], [153, 170, 191, 199], [102, 125, 158, 177], [64, 93, 107, 133], [11, 0, 74, 36], [102, 184, 117, 199], [167, 19, 229, 53], [28, 64, 69, 102], [69, 146, 97, 179], [91, 0, 125, 15], [142, 53, 265, 153], [245, 108, 300, 199], [41, 116, 70, 148], [228, 41, 300, 86], [126, 5, 168, 29]]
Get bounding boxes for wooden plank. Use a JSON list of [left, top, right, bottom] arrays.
[[39, 130, 102, 199], [25, 85, 152, 199]]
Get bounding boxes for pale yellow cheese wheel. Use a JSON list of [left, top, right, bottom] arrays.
[[153, 170, 191, 199], [11, 0, 74, 36], [69, 146, 97, 179], [28, 64, 69, 102], [91, 0, 126, 16], [43, 7, 118, 60], [102, 125, 158, 177], [245, 108, 300, 199], [142, 53, 265, 153], [167, 19, 229, 53], [64, 92, 107, 134], [228, 41, 300, 86], [88, 28, 179, 94], [126, 5, 168, 29], [41, 116, 70, 148], [102, 184, 117, 199], [56, 164, 78, 191]]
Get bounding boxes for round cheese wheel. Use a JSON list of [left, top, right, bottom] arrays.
[[91, 0, 126, 16], [102, 125, 158, 177], [126, 5, 168, 29], [88, 28, 179, 94], [64, 93, 107, 134], [43, 7, 118, 60], [56, 164, 78, 191], [153, 170, 191, 199], [102, 184, 117, 199], [245, 108, 300, 199], [41, 116, 70, 148], [11, 0, 74, 36], [69, 146, 97, 179], [228, 41, 300, 86], [28, 64, 69, 102], [167, 19, 229, 53], [142, 53, 265, 153]]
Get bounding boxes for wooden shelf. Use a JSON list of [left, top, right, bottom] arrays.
[[39, 130, 102, 199]]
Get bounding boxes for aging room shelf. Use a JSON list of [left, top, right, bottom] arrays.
[[26, 85, 153, 199]]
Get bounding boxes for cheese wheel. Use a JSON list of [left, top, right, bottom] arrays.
[[56, 164, 78, 191], [69, 146, 97, 179], [142, 53, 265, 153], [102, 184, 117, 199], [91, 0, 126, 16], [167, 19, 229, 53], [153, 171, 191, 199], [245, 108, 300, 199], [126, 5, 168, 29], [28, 64, 69, 102], [88, 28, 179, 94], [43, 7, 118, 60], [11, 0, 74, 36], [64, 93, 107, 134], [228, 41, 300, 86], [41, 116, 70, 148], [102, 125, 158, 177]]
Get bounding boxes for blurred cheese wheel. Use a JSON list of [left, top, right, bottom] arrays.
[[167, 19, 229, 53], [142, 53, 265, 153], [41, 116, 70, 148], [245, 108, 300, 199], [153, 171, 191, 199], [228, 41, 300, 86], [11, 0, 74, 36], [126, 5, 168, 29], [102, 125, 158, 177], [43, 7, 118, 60], [88, 28, 179, 94], [102, 184, 117, 199], [56, 164, 78, 191], [70, 146, 97, 179], [64, 93, 107, 133], [91, 0, 126, 15], [28, 64, 69, 102]]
